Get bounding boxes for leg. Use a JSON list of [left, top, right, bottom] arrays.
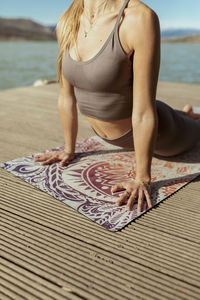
[[154, 100, 200, 157]]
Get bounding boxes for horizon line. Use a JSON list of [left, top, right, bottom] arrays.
[[1, 15, 200, 31]]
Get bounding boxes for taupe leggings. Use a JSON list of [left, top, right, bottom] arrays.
[[92, 100, 200, 157]]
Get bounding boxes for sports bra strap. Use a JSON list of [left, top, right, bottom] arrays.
[[114, 0, 130, 30]]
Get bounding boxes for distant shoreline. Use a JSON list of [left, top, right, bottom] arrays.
[[1, 17, 200, 43], [0, 38, 200, 43], [0, 17, 56, 42], [162, 34, 200, 43], [0, 37, 200, 43]]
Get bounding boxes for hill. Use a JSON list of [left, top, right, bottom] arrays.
[[0, 17, 56, 41], [1, 18, 200, 43], [161, 28, 200, 39], [162, 34, 200, 43]]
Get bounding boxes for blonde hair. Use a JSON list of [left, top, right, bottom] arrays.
[[56, 0, 84, 86]]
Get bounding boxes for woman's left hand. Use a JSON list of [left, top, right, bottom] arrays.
[[111, 180, 152, 213]]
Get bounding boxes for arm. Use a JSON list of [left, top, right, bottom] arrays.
[[34, 73, 78, 167], [131, 9, 160, 184], [111, 7, 160, 212], [34, 17, 78, 166], [56, 16, 78, 154], [58, 74, 78, 154]]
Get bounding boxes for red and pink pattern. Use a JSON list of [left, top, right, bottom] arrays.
[[1, 136, 200, 231]]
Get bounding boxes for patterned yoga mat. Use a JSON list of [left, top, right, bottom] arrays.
[[1, 135, 200, 231]]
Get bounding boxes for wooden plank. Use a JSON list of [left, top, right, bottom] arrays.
[[1, 82, 200, 300]]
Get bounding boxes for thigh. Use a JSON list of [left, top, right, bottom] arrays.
[[155, 100, 200, 157]]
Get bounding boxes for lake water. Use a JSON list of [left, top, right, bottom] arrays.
[[160, 43, 200, 85], [0, 41, 58, 90], [0, 41, 200, 91]]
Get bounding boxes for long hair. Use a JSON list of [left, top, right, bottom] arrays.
[[56, 0, 84, 86]]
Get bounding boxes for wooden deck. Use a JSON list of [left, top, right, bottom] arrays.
[[0, 81, 200, 300]]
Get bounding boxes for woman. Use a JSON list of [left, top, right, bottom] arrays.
[[34, 0, 200, 212]]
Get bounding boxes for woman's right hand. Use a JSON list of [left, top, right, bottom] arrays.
[[33, 150, 75, 167]]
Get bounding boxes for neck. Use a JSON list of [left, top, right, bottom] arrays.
[[83, 0, 123, 17]]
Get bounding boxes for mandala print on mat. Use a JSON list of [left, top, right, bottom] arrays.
[[1, 136, 200, 231]]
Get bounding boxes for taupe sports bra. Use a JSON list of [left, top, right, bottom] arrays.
[[62, 0, 133, 121]]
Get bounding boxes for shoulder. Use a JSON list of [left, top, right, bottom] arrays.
[[124, 0, 160, 50], [126, 0, 160, 27]]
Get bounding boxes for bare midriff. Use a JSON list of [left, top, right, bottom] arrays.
[[84, 115, 132, 139]]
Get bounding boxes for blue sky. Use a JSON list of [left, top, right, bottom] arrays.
[[1, 0, 200, 29]]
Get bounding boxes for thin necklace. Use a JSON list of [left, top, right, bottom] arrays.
[[74, 0, 108, 60], [82, 0, 108, 38], [75, 0, 120, 61]]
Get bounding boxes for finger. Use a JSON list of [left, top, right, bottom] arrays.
[[116, 191, 130, 206], [126, 191, 138, 211], [111, 183, 124, 193], [33, 154, 41, 159], [40, 157, 57, 166], [34, 153, 50, 162], [60, 158, 70, 167], [144, 190, 152, 210], [33, 155, 43, 161], [137, 189, 145, 213], [34, 157, 47, 162]]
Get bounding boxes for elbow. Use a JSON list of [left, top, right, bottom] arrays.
[[57, 95, 65, 109], [57, 95, 76, 111], [132, 113, 153, 124], [132, 110, 158, 128], [57, 96, 65, 112]]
